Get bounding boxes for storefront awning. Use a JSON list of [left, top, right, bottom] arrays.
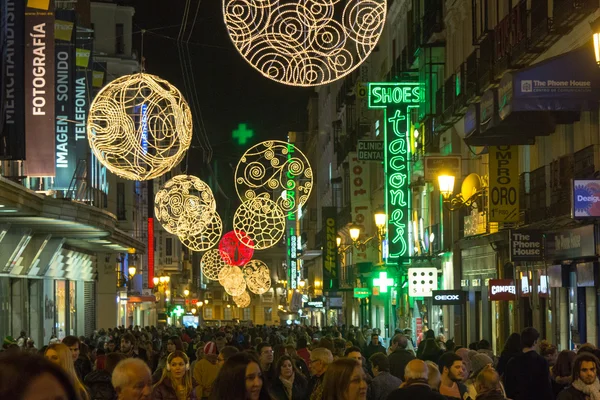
[[128, 295, 156, 303]]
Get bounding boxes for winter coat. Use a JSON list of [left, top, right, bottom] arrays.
[[84, 370, 116, 400], [496, 351, 519, 377], [388, 348, 415, 381], [269, 375, 308, 400], [386, 382, 447, 400], [297, 348, 311, 367], [152, 377, 197, 400], [557, 386, 588, 400], [553, 375, 573, 398], [370, 372, 402, 400], [476, 390, 507, 400], [503, 351, 553, 400], [365, 343, 387, 360]]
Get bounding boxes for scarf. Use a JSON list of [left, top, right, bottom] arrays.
[[572, 378, 600, 400], [280, 374, 295, 400]]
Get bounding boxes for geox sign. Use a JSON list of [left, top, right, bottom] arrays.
[[432, 290, 465, 305]]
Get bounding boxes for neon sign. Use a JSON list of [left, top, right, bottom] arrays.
[[368, 82, 421, 264], [286, 140, 299, 289]]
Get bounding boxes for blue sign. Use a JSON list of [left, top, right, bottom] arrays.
[[573, 180, 600, 218]]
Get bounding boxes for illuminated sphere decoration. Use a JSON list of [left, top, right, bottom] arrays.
[[87, 73, 193, 180], [235, 140, 312, 213], [201, 249, 232, 281], [243, 260, 272, 295], [155, 175, 216, 235], [218, 230, 254, 267], [233, 291, 251, 308], [219, 265, 247, 297], [222, 0, 387, 87], [177, 210, 223, 252], [233, 197, 285, 250]]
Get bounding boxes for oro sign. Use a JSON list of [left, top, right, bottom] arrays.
[[489, 146, 519, 222], [510, 230, 544, 262]]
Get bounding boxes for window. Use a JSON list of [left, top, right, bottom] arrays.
[[224, 307, 232, 320], [165, 238, 173, 257], [204, 306, 213, 319], [243, 308, 251, 320], [116, 182, 126, 220], [115, 23, 125, 54], [264, 307, 272, 322]]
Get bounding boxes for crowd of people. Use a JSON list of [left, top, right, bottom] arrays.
[[1, 323, 600, 400]]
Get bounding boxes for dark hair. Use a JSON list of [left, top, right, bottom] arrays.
[[62, 335, 80, 347], [105, 352, 127, 374], [276, 355, 307, 383], [321, 358, 362, 400], [0, 352, 79, 399], [503, 333, 522, 354], [369, 352, 390, 372], [520, 327, 539, 348], [553, 350, 576, 378], [468, 342, 478, 350], [209, 352, 270, 400], [425, 330, 435, 340], [166, 335, 184, 351], [445, 340, 456, 352], [297, 337, 307, 349], [220, 346, 239, 362], [371, 333, 379, 339], [539, 340, 557, 357], [438, 352, 463, 373], [477, 340, 491, 350], [319, 338, 334, 353], [344, 346, 362, 357], [121, 333, 136, 345], [256, 342, 272, 355], [572, 353, 600, 382]]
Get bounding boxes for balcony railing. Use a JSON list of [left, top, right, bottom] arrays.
[[422, 0, 444, 43], [478, 32, 495, 91], [465, 50, 479, 102], [528, 165, 547, 222], [574, 145, 600, 179], [549, 154, 574, 217]]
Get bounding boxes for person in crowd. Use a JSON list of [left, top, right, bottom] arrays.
[[296, 337, 311, 367], [145, 341, 159, 372], [418, 330, 445, 364], [95, 348, 107, 371], [365, 333, 387, 360], [496, 333, 521, 377], [193, 342, 219, 400], [63, 335, 93, 382], [85, 352, 126, 400], [152, 350, 196, 400], [0, 352, 80, 400], [386, 359, 446, 400], [474, 365, 507, 400], [217, 345, 239, 367], [154, 336, 185, 383], [214, 334, 227, 354], [24, 338, 38, 354], [540, 340, 558, 369], [308, 347, 334, 400], [369, 352, 402, 400], [105, 339, 117, 353], [45, 343, 89, 400], [285, 344, 309, 377], [445, 340, 456, 353], [112, 358, 153, 400], [120, 333, 147, 362], [503, 327, 553, 400], [270, 354, 308, 400], [257, 342, 276, 388], [557, 353, 600, 400], [456, 347, 473, 376], [388, 334, 415, 381], [465, 353, 494, 398], [438, 352, 469, 399], [552, 350, 577, 397], [320, 358, 368, 400], [209, 352, 270, 400], [425, 360, 442, 391]]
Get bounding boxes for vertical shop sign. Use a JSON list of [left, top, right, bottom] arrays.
[[322, 207, 338, 291], [489, 145, 519, 222], [1, 0, 26, 160], [25, 0, 55, 176], [286, 138, 299, 289], [368, 82, 421, 264], [349, 152, 373, 263]]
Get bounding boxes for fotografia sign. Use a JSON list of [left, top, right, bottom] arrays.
[[357, 140, 384, 161], [489, 279, 517, 301], [432, 290, 466, 305], [573, 180, 600, 218], [510, 230, 544, 261]]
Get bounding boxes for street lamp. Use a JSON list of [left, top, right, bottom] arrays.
[[128, 266, 137, 277], [184, 289, 190, 297], [438, 174, 456, 199], [374, 208, 386, 235], [191, 308, 197, 314], [349, 224, 361, 242]]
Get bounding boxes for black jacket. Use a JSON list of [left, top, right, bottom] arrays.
[[557, 386, 587, 400], [84, 370, 116, 400], [503, 351, 553, 400], [476, 390, 507, 400], [75, 357, 93, 382], [365, 343, 388, 360], [496, 351, 519, 377], [388, 349, 415, 381], [269, 375, 308, 400], [386, 382, 446, 400]]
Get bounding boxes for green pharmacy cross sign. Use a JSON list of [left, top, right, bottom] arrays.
[[232, 123, 255, 146], [373, 271, 395, 293], [368, 82, 421, 264]]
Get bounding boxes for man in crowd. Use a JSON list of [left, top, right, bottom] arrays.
[[369, 352, 402, 400], [438, 352, 469, 399], [388, 334, 415, 381], [557, 353, 600, 399], [365, 333, 387, 360], [217, 345, 239, 367], [296, 337, 311, 366], [194, 342, 220, 399], [257, 342, 276, 388], [504, 327, 553, 400], [112, 358, 152, 400], [386, 359, 446, 399], [63, 335, 92, 381], [120, 333, 148, 362], [308, 348, 333, 400]]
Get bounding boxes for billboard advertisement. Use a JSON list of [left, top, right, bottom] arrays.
[[488, 145, 519, 222], [322, 207, 338, 291], [572, 180, 600, 218], [25, 0, 55, 176]]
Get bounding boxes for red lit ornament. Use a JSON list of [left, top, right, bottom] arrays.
[[219, 230, 254, 266]]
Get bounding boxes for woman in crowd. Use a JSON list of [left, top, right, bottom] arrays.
[[474, 365, 507, 400], [551, 350, 576, 397], [540, 340, 558, 369], [270, 355, 308, 400], [320, 358, 368, 400], [152, 350, 196, 400], [496, 333, 521, 377], [0, 352, 80, 400], [153, 336, 185, 383], [209, 352, 270, 400], [85, 352, 126, 400], [44, 343, 89, 400]]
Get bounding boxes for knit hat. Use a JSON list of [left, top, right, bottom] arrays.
[[469, 353, 493, 378], [204, 341, 217, 356]]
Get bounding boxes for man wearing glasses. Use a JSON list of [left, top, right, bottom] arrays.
[[257, 342, 276, 388], [308, 348, 333, 400]]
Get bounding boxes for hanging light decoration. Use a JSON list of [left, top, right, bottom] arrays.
[[201, 249, 232, 281], [87, 73, 193, 180], [235, 140, 313, 214], [218, 230, 254, 267], [178, 210, 223, 252], [233, 291, 251, 308], [233, 197, 285, 250], [155, 175, 216, 235], [243, 260, 272, 295], [219, 266, 247, 297], [222, 0, 387, 87]]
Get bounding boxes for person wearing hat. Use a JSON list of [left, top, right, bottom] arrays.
[[465, 352, 494, 399], [193, 342, 220, 400]]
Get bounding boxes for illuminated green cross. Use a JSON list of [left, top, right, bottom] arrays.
[[373, 271, 394, 293], [232, 123, 254, 145]]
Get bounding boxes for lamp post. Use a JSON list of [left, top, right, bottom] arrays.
[[127, 266, 136, 294], [438, 174, 456, 200]]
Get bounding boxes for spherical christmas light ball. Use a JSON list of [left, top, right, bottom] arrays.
[[218, 230, 254, 267], [178, 210, 223, 252], [223, 0, 387, 87], [233, 291, 251, 308], [219, 265, 246, 297], [243, 260, 272, 295], [87, 73, 193, 180], [233, 197, 285, 250], [155, 175, 216, 235], [201, 249, 232, 281]]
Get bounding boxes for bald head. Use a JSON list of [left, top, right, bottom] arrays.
[[405, 359, 429, 380]]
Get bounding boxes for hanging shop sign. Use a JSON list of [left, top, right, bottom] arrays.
[[286, 139, 299, 289], [368, 82, 421, 265], [432, 290, 466, 305], [489, 145, 519, 223], [488, 279, 517, 301], [357, 140, 384, 161], [350, 153, 374, 263], [322, 207, 339, 291], [354, 288, 372, 298], [572, 180, 600, 218], [423, 156, 461, 181], [546, 225, 596, 261], [510, 230, 544, 262], [408, 267, 438, 298], [328, 297, 343, 309]]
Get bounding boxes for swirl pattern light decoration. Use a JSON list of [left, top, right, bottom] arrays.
[[233, 197, 286, 250], [219, 266, 247, 297], [235, 140, 312, 213], [233, 291, 251, 308], [222, 0, 387, 87], [201, 249, 232, 281], [243, 260, 272, 295], [87, 73, 193, 180], [178, 210, 223, 252], [218, 231, 255, 267], [155, 175, 216, 235]]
